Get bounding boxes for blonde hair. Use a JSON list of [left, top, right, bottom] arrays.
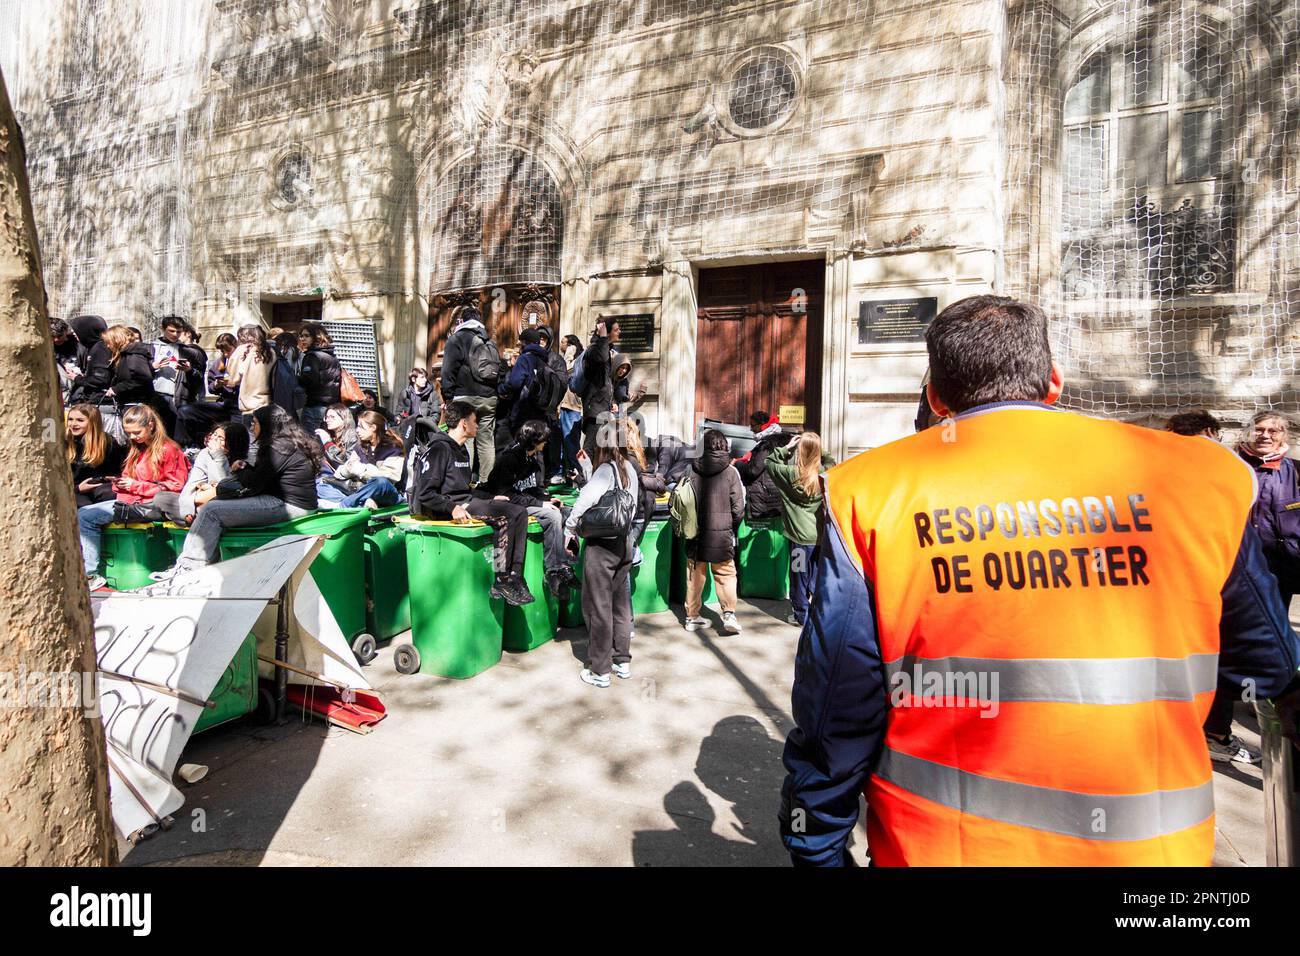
[[121, 405, 176, 478], [102, 325, 135, 364], [624, 419, 647, 471], [66, 404, 109, 467], [794, 431, 824, 498]]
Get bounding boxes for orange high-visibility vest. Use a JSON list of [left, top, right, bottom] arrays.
[[825, 404, 1257, 866]]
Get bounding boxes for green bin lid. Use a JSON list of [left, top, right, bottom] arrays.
[[394, 515, 495, 538], [279, 508, 372, 537]]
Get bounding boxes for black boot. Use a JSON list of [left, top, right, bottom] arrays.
[[503, 573, 536, 607]]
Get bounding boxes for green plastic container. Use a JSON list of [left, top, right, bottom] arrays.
[[737, 519, 791, 600], [217, 509, 370, 642], [364, 506, 411, 642], [193, 633, 259, 734], [99, 523, 174, 590], [631, 519, 674, 615], [400, 519, 504, 678], [671, 533, 717, 607], [503, 519, 557, 652], [559, 539, 585, 628]]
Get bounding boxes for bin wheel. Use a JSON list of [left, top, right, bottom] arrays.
[[128, 823, 159, 846], [351, 633, 378, 666], [158, 815, 175, 832], [393, 643, 420, 675], [255, 687, 277, 725]]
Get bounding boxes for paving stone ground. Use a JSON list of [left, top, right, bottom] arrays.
[[119, 598, 1273, 867]]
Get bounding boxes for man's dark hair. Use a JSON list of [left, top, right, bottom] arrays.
[[160, 315, 186, 331], [49, 318, 71, 337], [445, 400, 477, 431], [1166, 410, 1222, 437], [925, 295, 1053, 413], [749, 410, 770, 430], [458, 306, 482, 326], [520, 327, 542, 346]]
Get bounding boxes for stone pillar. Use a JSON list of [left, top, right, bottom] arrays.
[[659, 256, 697, 440], [559, 274, 590, 341], [822, 247, 852, 463]]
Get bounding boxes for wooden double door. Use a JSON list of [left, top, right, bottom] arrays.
[[426, 285, 561, 372], [694, 260, 824, 431]]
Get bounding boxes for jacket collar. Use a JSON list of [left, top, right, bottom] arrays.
[[952, 400, 1061, 422]]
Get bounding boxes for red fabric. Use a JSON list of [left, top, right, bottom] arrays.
[[116, 442, 190, 504]]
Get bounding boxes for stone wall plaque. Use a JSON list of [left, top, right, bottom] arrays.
[[857, 297, 937, 345], [610, 313, 655, 353]]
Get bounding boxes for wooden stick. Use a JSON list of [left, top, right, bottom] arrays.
[[257, 655, 357, 692], [99, 670, 215, 709], [105, 748, 163, 827]]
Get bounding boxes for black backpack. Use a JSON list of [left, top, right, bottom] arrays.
[[404, 423, 440, 516], [528, 359, 566, 416], [467, 330, 502, 386]]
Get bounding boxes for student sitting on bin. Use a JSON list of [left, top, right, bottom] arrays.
[[318, 410, 405, 510], [406, 401, 535, 607], [477, 418, 579, 597], [176, 421, 251, 525], [153, 405, 320, 581], [77, 404, 191, 590]]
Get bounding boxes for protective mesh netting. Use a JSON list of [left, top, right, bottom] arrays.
[[0, 0, 1297, 425], [1005, 0, 1300, 424]]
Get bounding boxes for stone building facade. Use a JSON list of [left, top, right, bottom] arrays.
[[2, 0, 1297, 457]]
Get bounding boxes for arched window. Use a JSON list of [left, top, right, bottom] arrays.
[[1062, 24, 1236, 299]]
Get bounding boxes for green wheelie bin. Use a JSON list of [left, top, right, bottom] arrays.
[[737, 519, 791, 600], [559, 538, 585, 628], [216, 509, 372, 657], [362, 505, 411, 662], [99, 522, 174, 590], [503, 518, 558, 652], [192, 633, 260, 734], [396, 518, 504, 678], [631, 519, 674, 615]]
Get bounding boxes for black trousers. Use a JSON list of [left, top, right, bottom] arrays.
[[581, 534, 634, 675], [465, 498, 529, 577]]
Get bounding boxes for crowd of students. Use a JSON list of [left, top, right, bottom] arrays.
[[58, 305, 828, 688]]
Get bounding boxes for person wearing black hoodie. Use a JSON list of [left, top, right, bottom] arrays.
[[396, 366, 440, 422], [406, 401, 534, 606], [682, 428, 746, 635], [164, 404, 320, 575], [67, 314, 112, 407], [51, 318, 86, 404], [299, 321, 342, 433], [734, 410, 787, 522]]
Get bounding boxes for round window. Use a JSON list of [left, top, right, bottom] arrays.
[[275, 151, 313, 206], [727, 54, 798, 131]]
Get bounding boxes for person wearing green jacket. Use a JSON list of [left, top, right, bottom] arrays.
[[766, 432, 835, 626]]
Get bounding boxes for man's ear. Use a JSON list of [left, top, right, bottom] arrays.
[[1045, 361, 1065, 406], [926, 382, 951, 419]]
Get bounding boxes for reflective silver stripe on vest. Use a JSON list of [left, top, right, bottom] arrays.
[[875, 748, 1215, 842], [883, 653, 1218, 705]]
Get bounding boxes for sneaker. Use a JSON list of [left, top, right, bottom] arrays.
[[544, 569, 564, 596], [684, 616, 707, 632], [580, 668, 610, 688], [502, 574, 536, 607], [363, 498, 380, 510], [612, 662, 631, 680], [562, 565, 581, 590], [86, 573, 108, 592], [722, 612, 742, 634], [490, 576, 509, 602], [148, 568, 181, 584], [1207, 733, 1262, 765]]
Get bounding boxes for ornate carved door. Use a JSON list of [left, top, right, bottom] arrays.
[[426, 284, 561, 373], [694, 260, 824, 432]]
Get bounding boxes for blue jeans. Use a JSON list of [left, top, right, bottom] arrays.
[[559, 408, 582, 475], [78, 500, 119, 576], [338, 478, 402, 509], [789, 543, 817, 625], [175, 496, 311, 569]]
